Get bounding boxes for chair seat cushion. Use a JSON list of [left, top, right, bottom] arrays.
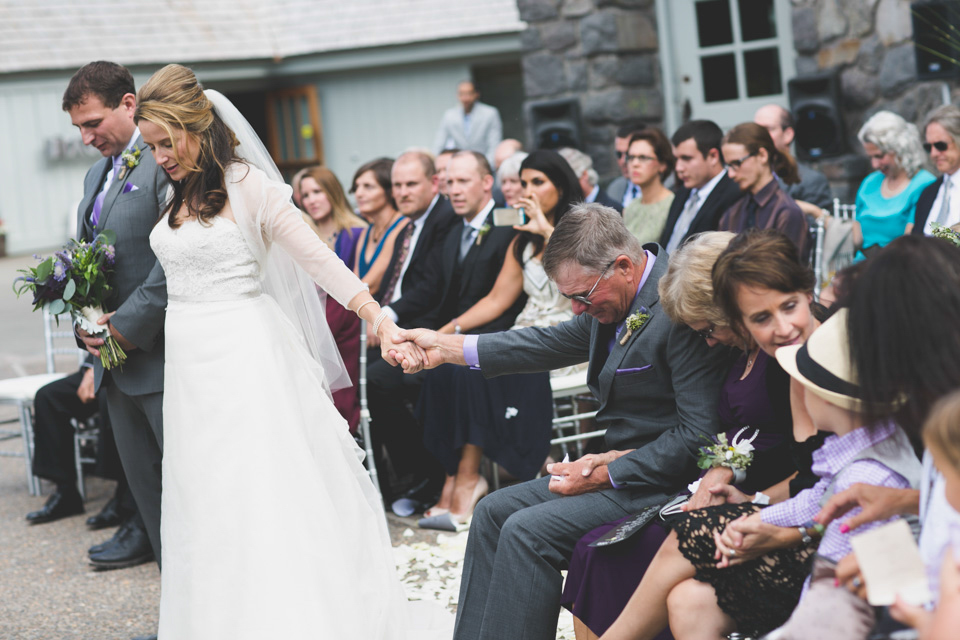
[[0, 373, 69, 403]]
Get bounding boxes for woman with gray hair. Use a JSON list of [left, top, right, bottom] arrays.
[[497, 150, 529, 207], [854, 110, 935, 259]]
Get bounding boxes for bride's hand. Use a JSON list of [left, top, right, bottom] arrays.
[[513, 193, 553, 241], [377, 319, 425, 370]]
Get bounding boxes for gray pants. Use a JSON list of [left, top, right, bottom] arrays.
[[106, 385, 163, 565], [454, 477, 667, 640]]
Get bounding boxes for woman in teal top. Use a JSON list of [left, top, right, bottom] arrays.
[[855, 111, 936, 260], [349, 157, 408, 294]]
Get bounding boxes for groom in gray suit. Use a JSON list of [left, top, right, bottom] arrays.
[[64, 61, 168, 573], [397, 204, 732, 640]]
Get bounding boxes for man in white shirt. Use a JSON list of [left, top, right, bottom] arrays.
[[605, 121, 646, 209], [912, 105, 960, 235], [434, 82, 503, 165]]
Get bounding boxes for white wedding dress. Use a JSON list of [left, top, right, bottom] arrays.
[[150, 164, 451, 639]]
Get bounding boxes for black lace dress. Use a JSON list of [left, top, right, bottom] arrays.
[[670, 433, 827, 636]]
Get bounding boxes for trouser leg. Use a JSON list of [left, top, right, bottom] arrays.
[[31, 370, 96, 486], [105, 386, 163, 565]]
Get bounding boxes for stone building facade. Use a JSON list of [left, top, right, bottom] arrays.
[[518, 0, 960, 200]]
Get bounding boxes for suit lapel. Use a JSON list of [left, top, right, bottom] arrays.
[[77, 158, 112, 240], [596, 252, 664, 400], [97, 138, 147, 230]]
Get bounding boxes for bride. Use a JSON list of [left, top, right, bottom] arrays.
[[135, 64, 444, 638]]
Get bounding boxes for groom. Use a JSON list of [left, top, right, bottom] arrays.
[[63, 61, 168, 587]]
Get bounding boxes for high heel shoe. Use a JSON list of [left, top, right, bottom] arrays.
[[418, 476, 488, 531]]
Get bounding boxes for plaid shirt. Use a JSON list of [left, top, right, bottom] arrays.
[[761, 421, 913, 562]]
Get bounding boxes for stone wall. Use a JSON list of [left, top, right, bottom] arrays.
[[517, 0, 661, 181], [792, 0, 960, 200]]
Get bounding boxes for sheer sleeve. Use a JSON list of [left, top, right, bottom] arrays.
[[246, 166, 367, 308]]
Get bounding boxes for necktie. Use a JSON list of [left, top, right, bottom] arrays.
[[742, 197, 759, 232], [666, 190, 699, 254], [936, 175, 953, 226], [380, 222, 415, 303], [459, 225, 476, 263], [91, 155, 124, 227]]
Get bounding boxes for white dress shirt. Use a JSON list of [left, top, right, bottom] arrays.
[[390, 194, 440, 303], [923, 169, 960, 235]]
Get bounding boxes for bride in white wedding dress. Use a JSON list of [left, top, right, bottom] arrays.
[[136, 64, 450, 639]]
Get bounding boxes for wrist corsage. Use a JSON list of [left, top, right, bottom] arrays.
[[697, 427, 758, 476]]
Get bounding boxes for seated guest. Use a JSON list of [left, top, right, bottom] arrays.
[[493, 139, 524, 205], [299, 166, 368, 432], [561, 231, 800, 640], [718, 123, 809, 260], [435, 148, 459, 198], [395, 203, 732, 639], [912, 105, 960, 236], [350, 157, 408, 294], [417, 150, 583, 530], [496, 150, 529, 208], [600, 307, 919, 640], [854, 111, 935, 259], [622, 129, 676, 244], [660, 120, 743, 253], [607, 121, 648, 209], [559, 147, 623, 213], [754, 104, 834, 215], [367, 151, 522, 502]]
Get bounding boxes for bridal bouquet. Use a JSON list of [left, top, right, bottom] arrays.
[[13, 230, 127, 369]]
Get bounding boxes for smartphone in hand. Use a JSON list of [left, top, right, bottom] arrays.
[[492, 207, 525, 227]]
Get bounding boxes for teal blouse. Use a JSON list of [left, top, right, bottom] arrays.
[[855, 169, 936, 259]]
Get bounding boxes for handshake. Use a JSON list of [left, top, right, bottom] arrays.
[[379, 327, 468, 373]]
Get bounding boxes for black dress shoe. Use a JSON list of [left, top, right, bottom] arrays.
[[88, 527, 121, 556], [88, 519, 154, 571], [25, 489, 84, 525], [86, 496, 132, 530]]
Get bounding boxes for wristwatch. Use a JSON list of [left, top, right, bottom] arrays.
[[797, 526, 814, 545]]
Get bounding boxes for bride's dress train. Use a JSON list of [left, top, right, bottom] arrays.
[[150, 166, 452, 639]]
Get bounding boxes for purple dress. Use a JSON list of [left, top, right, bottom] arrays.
[[560, 350, 795, 637]]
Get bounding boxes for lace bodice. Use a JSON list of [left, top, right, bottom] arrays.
[[151, 217, 262, 300], [512, 243, 573, 329]]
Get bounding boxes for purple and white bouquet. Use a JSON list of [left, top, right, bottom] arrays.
[[13, 230, 127, 369]]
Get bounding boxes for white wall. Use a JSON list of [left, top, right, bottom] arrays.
[[315, 61, 471, 188]]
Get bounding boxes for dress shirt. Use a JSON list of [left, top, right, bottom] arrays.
[[390, 194, 439, 303], [621, 183, 641, 208], [919, 451, 960, 599], [665, 169, 726, 254], [585, 184, 600, 203], [923, 168, 960, 235], [92, 128, 140, 219], [761, 422, 912, 562]]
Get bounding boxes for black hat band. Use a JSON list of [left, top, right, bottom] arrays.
[[795, 342, 861, 398]]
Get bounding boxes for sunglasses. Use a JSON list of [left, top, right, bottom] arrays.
[[616, 151, 626, 160], [726, 152, 756, 170], [561, 259, 616, 306], [923, 141, 950, 153]]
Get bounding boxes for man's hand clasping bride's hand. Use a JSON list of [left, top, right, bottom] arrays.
[[375, 318, 427, 372], [389, 328, 468, 373]]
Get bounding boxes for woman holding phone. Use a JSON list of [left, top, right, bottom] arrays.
[[417, 150, 584, 530]]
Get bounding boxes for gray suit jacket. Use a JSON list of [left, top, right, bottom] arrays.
[[76, 136, 168, 396], [476, 245, 734, 507], [433, 101, 502, 163]]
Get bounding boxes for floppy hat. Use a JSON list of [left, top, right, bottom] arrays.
[[775, 308, 862, 412]]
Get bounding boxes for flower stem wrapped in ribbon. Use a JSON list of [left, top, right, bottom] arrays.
[[13, 230, 127, 369], [697, 426, 758, 473]]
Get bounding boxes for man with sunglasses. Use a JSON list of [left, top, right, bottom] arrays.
[[912, 105, 960, 236], [394, 204, 732, 640]]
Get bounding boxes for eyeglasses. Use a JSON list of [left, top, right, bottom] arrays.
[[923, 141, 950, 153], [561, 259, 616, 306], [626, 154, 658, 164], [726, 153, 756, 170], [616, 151, 626, 160], [695, 324, 716, 341]]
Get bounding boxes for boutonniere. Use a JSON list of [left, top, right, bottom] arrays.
[[619, 306, 650, 345], [118, 147, 142, 181], [475, 223, 492, 246]]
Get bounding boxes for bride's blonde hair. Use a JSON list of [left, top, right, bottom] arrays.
[[135, 64, 242, 227]]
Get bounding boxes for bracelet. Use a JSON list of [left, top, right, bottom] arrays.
[[797, 526, 813, 545], [732, 467, 747, 485], [355, 299, 377, 319], [751, 491, 770, 506], [372, 309, 389, 336]]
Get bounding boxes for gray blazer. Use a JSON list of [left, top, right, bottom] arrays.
[[477, 245, 733, 507], [433, 101, 503, 163], [76, 135, 168, 396]]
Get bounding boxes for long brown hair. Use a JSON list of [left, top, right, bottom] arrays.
[[300, 166, 367, 232], [723, 122, 800, 185], [135, 64, 242, 227]]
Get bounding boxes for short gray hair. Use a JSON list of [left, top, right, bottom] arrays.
[[857, 110, 927, 176], [557, 147, 599, 187], [543, 203, 644, 279], [496, 151, 528, 182], [923, 104, 960, 151]]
